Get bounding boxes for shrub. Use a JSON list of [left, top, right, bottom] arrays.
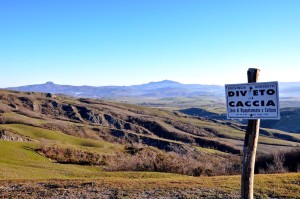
[[106, 145, 241, 176], [257, 151, 289, 174], [37, 145, 108, 165]]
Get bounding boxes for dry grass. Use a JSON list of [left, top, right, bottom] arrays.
[[1, 90, 300, 198], [106, 145, 240, 176], [0, 173, 299, 198], [37, 145, 109, 166]]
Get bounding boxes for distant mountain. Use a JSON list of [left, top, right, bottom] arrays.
[[279, 82, 300, 97], [131, 80, 183, 90], [6, 80, 225, 99], [5, 80, 300, 99]]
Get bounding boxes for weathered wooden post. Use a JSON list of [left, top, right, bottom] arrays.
[[225, 68, 280, 199], [241, 68, 260, 199]]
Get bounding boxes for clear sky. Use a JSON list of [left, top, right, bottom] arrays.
[[1, 0, 299, 87]]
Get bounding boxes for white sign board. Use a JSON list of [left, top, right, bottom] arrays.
[[225, 81, 280, 119]]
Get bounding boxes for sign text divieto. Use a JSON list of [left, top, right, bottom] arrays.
[[225, 82, 280, 119]]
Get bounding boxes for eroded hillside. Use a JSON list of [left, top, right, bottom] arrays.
[[0, 89, 300, 178]]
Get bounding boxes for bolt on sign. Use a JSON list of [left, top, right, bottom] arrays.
[[225, 81, 280, 119]]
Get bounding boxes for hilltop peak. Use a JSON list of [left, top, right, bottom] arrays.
[[5, 80, 223, 98], [160, 80, 179, 83], [45, 81, 55, 85], [147, 80, 181, 86]]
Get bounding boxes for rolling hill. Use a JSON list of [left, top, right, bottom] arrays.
[[5, 80, 226, 98], [1, 89, 300, 171], [1, 89, 300, 198], [180, 107, 300, 134], [5, 80, 300, 99]]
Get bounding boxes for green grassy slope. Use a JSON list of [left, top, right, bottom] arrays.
[[0, 140, 103, 179], [1, 123, 120, 154], [0, 90, 300, 198], [0, 90, 299, 178]]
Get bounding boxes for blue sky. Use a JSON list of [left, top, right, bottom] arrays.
[[1, 0, 299, 87]]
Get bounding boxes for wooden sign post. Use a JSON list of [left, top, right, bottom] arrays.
[[241, 68, 260, 199], [225, 68, 280, 198]]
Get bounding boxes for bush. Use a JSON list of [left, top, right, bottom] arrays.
[[106, 145, 240, 176], [257, 151, 289, 174], [37, 145, 108, 165]]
